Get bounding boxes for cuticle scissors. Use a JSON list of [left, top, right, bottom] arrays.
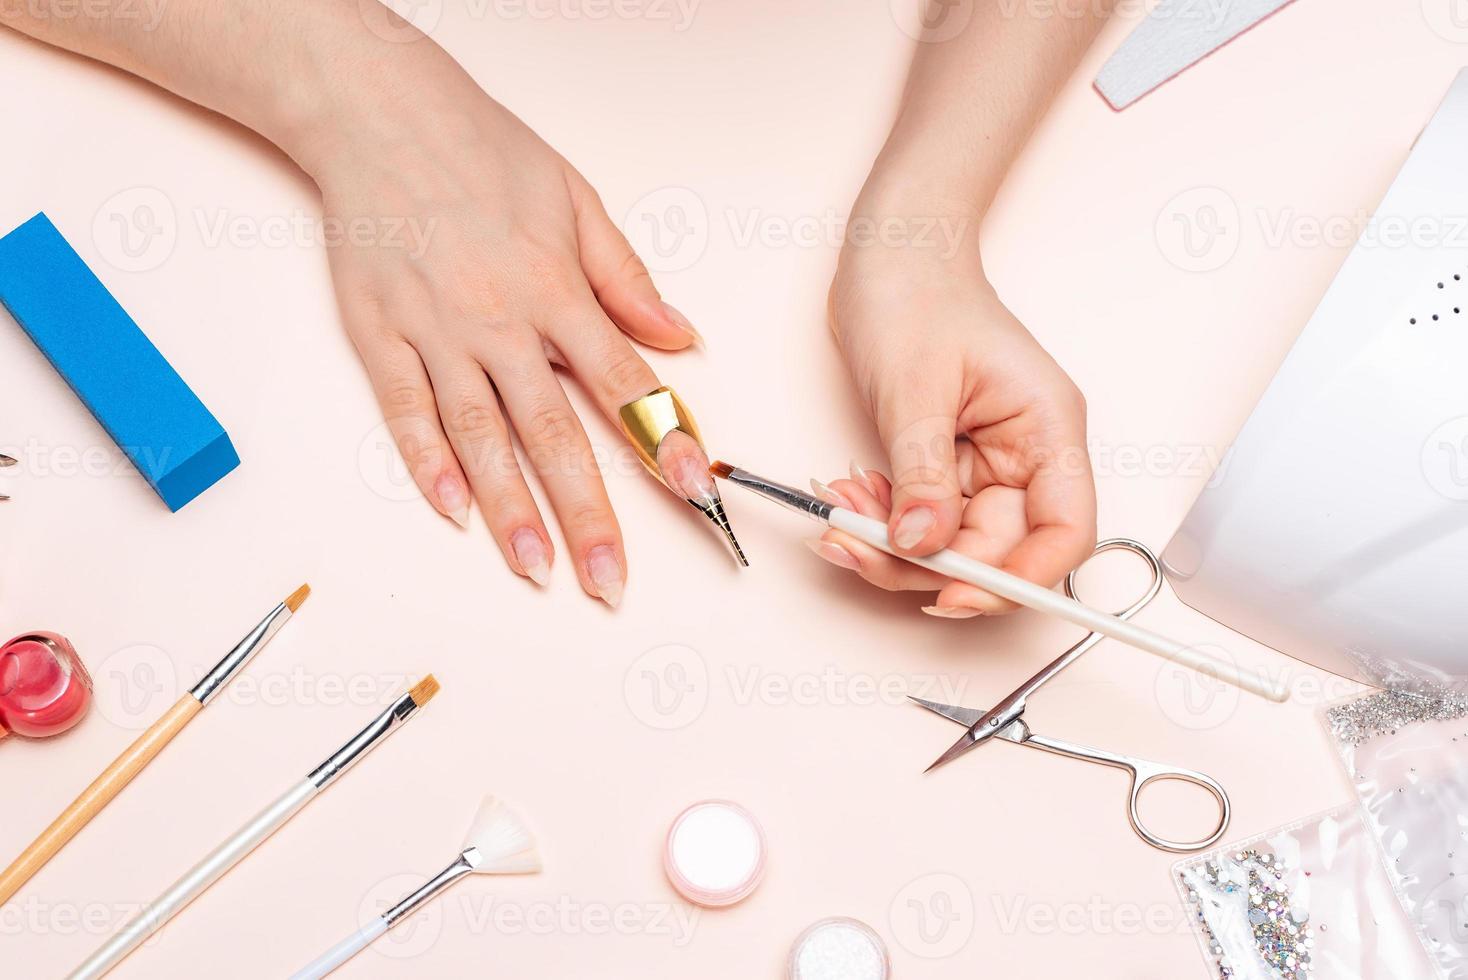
[[911, 538, 1231, 853]]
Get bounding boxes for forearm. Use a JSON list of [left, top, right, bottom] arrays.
[[0, 0, 462, 179], [865, 0, 1113, 218]]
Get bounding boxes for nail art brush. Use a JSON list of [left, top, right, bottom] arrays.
[[0, 585, 311, 906], [1, 452, 15, 500], [68, 676, 441, 980], [290, 794, 541, 979], [711, 462, 1287, 703]]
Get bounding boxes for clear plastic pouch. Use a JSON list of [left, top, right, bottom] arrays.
[[1174, 805, 1435, 979], [1326, 689, 1468, 980]]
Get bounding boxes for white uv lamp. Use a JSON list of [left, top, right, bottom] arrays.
[[1163, 70, 1468, 691]]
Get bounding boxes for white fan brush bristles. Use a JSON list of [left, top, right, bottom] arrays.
[[463, 796, 542, 874]]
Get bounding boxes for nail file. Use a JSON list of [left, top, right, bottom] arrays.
[[1094, 0, 1299, 110], [0, 212, 239, 511]]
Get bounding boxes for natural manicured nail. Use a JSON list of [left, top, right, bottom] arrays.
[[587, 545, 624, 608], [804, 538, 860, 571], [435, 473, 470, 529], [511, 528, 551, 587], [892, 506, 936, 549], [809, 479, 854, 509], [850, 460, 878, 495], [922, 606, 982, 620], [661, 302, 706, 349]]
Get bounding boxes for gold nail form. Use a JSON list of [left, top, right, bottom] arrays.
[[619, 386, 748, 567]]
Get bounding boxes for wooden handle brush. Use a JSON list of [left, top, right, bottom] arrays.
[[68, 676, 441, 980], [0, 585, 310, 906]]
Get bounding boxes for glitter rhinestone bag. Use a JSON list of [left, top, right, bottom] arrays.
[[1327, 690, 1468, 980], [1174, 806, 1435, 979]]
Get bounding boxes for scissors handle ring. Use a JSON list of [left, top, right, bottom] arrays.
[[1064, 538, 1164, 619], [1126, 760, 1231, 853]]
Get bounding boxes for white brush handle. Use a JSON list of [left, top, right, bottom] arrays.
[[827, 508, 1287, 702], [291, 916, 388, 979], [68, 778, 319, 980]]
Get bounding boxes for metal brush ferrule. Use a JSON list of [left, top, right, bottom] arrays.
[[382, 851, 476, 927], [306, 691, 419, 790], [189, 603, 291, 705], [721, 467, 833, 522]]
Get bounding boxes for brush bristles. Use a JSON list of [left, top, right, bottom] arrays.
[[284, 583, 311, 612], [464, 796, 542, 875], [709, 460, 734, 479], [408, 675, 440, 707]]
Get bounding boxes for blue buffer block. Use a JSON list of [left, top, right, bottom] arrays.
[[0, 213, 239, 510]]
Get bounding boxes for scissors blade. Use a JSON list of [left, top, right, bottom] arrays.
[[908, 697, 1024, 772], [907, 695, 984, 728]]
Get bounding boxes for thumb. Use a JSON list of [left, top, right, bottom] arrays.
[[569, 175, 704, 351], [876, 388, 964, 556]]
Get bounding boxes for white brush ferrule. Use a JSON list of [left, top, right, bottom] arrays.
[[382, 851, 476, 927], [189, 601, 292, 705], [307, 691, 420, 790]]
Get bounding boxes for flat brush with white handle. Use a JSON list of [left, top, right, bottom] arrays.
[[291, 795, 542, 979], [68, 676, 442, 980], [711, 462, 1287, 703]]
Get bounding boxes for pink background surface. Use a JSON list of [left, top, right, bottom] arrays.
[[0, 1, 1461, 976]]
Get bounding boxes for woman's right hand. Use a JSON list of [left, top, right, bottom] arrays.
[[287, 32, 701, 607]]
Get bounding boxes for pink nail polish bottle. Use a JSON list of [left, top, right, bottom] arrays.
[[0, 632, 92, 740]]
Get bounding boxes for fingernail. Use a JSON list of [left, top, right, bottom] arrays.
[[587, 545, 624, 608], [435, 473, 470, 529], [661, 302, 706, 349], [804, 538, 860, 571], [850, 460, 878, 495], [922, 605, 983, 620], [809, 479, 854, 509], [892, 506, 936, 549], [511, 528, 551, 587]]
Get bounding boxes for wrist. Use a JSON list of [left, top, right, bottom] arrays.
[[840, 163, 986, 274], [243, 5, 474, 183]]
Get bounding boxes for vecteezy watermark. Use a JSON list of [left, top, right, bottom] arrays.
[[623, 644, 710, 731], [1155, 650, 1360, 732], [359, 0, 702, 40], [622, 187, 710, 273], [622, 644, 972, 730], [92, 187, 178, 274], [467, 0, 701, 29], [1156, 185, 1468, 272], [889, 0, 973, 42], [0, 896, 161, 943], [622, 187, 974, 272], [357, 876, 698, 962], [91, 642, 412, 731], [889, 872, 976, 958], [91, 187, 438, 274], [1155, 187, 1241, 273], [727, 207, 970, 260], [1422, 0, 1468, 43], [356, 419, 650, 504], [357, 0, 444, 42], [991, 894, 1189, 937], [1422, 415, 1468, 501], [193, 209, 436, 259], [0, 0, 168, 31]]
